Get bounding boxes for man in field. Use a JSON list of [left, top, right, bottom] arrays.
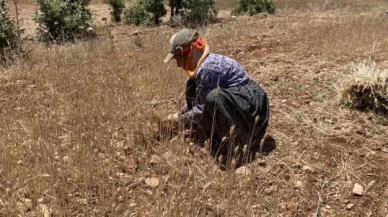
[[164, 28, 270, 167]]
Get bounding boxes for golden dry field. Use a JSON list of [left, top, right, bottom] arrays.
[[1, 0, 388, 216]]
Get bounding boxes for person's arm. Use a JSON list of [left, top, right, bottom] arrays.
[[180, 67, 221, 126]]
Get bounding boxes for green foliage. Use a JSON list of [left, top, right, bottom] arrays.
[[103, 0, 125, 22], [34, 0, 93, 42], [0, 0, 18, 62], [123, 2, 152, 26], [232, 0, 275, 16], [181, 0, 218, 27], [168, 0, 183, 17], [123, 0, 166, 26]]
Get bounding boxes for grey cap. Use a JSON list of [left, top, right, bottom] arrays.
[[164, 29, 199, 63]]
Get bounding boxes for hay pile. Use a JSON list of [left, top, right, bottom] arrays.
[[338, 59, 388, 115]]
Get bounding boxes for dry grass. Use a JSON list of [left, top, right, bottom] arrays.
[[338, 59, 388, 115], [1, 0, 388, 216]]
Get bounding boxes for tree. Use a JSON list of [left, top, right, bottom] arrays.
[[180, 0, 218, 27], [169, 0, 183, 17], [142, 0, 167, 25], [232, 0, 275, 16], [34, 0, 93, 42], [103, 0, 125, 22], [0, 0, 18, 63]]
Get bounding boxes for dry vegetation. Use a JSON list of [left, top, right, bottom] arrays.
[[1, 0, 388, 216]]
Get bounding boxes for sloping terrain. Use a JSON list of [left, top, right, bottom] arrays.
[[1, 1, 388, 216]]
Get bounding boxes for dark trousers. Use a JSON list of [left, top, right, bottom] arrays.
[[185, 79, 269, 158]]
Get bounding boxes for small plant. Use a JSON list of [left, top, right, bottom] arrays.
[[232, 0, 276, 16], [34, 0, 93, 42], [0, 0, 18, 63], [103, 0, 125, 22]]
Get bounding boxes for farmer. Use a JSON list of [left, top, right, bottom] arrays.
[[164, 28, 270, 166]]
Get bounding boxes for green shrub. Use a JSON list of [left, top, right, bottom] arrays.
[[0, 0, 18, 62], [103, 0, 125, 22], [181, 0, 218, 27], [34, 0, 93, 42], [232, 0, 275, 16], [168, 0, 183, 17], [123, 0, 166, 26], [142, 0, 166, 25], [123, 2, 152, 26]]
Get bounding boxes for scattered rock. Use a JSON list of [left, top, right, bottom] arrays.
[[129, 203, 137, 208], [352, 183, 364, 196], [199, 148, 208, 155], [258, 159, 266, 167], [149, 155, 162, 165], [36, 204, 52, 217], [356, 128, 366, 135], [302, 165, 313, 172], [346, 203, 354, 210], [131, 30, 143, 36], [235, 166, 251, 175], [162, 151, 177, 167], [264, 186, 273, 195], [63, 155, 69, 163], [145, 177, 159, 187], [294, 180, 305, 190]]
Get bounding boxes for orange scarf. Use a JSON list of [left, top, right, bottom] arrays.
[[186, 37, 209, 79]]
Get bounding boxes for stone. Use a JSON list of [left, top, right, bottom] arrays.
[[352, 183, 364, 196], [294, 180, 305, 190], [302, 165, 313, 172], [149, 155, 162, 165], [346, 203, 354, 210], [235, 166, 251, 175], [36, 204, 52, 217], [264, 186, 273, 195], [63, 155, 69, 163], [145, 177, 159, 187]]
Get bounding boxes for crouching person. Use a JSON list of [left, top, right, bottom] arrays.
[[163, 29, 270, 169]]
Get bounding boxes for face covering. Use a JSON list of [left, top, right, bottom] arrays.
[[175, 37, 210, 79]]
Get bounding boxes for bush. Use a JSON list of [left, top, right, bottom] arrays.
[[232, 0, 275, 16], [34, 0, 93, 43], [0, 0, 18, 62], [181, 0, 218, 27], [338, 60, 388, 115], [168, 0, 183, 17], [123, 2, 153, 26], [103, 0, 125, 22], [123, 0, 166, 26], [142, 0, 166, 25]]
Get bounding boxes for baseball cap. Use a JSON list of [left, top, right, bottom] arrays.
[[164, 29, 199, 63]]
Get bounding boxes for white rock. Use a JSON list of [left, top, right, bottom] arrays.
[[37, 204, 52, 217], [352, 183, 364, 196], [294, 180, 305, 190], [235, 166, 251, 175], [302, 165, 313, 172], [145, 177, 159, 187], [346, 203, 354, 210], [149, 155, 162, 165]]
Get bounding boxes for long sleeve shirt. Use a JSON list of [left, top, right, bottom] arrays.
[[181, 53, 251, 125]]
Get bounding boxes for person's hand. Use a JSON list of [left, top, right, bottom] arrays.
[[179, 105, 188, 115], [162, 112, 179, 129]]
